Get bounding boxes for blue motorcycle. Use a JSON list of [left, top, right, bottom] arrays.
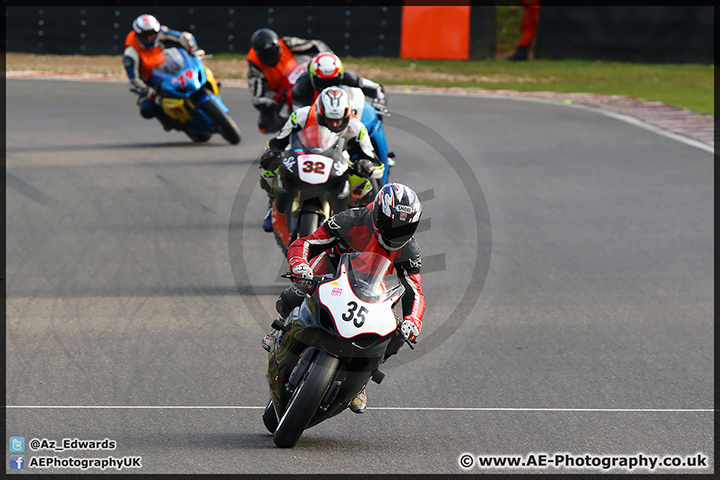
[[343, 86, 393, 185], [145, 48, 242, 144]]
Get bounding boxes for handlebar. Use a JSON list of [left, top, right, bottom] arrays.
[[280, 272, 328, 286], [281, 270, 416, 348]]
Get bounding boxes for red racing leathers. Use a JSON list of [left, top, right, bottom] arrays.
[[287, 202, 425, 331]]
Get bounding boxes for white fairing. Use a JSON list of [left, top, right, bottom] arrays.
[[340, 86, 366, 119], [287, 61, 308, 85], [317, 264, 398, 339], [297, 154, 333, 184]]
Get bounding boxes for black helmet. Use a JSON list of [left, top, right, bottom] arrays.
[[371, 183, 422, 251], [250, 28, 281, 66]]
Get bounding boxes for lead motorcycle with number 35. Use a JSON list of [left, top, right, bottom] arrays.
[[263, 251, 414, 448]]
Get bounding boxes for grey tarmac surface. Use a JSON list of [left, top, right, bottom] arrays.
[[5, 79, 713, 475]]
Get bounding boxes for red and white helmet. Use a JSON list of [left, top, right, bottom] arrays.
[[315, 86, 351, 134], [132, 14, 161, 49], [371, 183, 423, 251], [309, 52, 344, 92]]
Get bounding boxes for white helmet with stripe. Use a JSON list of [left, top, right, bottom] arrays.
[[133, 14, 161, 49], [316, 86, 351, 134]]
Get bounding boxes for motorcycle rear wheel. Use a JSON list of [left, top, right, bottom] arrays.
[[200, 100, 242, 145], [273, 351, 339, 448]]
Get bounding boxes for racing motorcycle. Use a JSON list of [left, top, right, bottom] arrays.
[[260, 125, 372, 254], [341, 85, 394, 185], [263, 251, 413, 448], [141, 47, 242, 144]]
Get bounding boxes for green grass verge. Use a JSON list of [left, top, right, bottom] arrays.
[[216, 52, 713, 115], [352, 57, 714, 115]]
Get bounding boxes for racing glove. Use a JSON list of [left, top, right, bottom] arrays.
[[351, 159, 375, 178], [134, 86, 159, 105], [371, 86, 388, 114], [189, 45, 206, 58], [291, 263, 314, 280], [400, 315, 422, 342], [259, 149, 283, 171]]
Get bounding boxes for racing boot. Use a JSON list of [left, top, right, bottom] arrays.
[[262, 198, 274, 232], [155, 109, 176, 131], [349, 386, 367, 414], [261, 328, 279, 352]]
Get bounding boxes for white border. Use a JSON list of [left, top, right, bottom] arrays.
[[5, 406, 714, 412]]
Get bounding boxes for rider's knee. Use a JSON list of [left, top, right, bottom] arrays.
[[140, 100, 157, 119], [258, 108, 285, 133], [276, 284, 312, 319]]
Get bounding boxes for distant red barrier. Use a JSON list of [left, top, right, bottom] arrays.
[[400, 5, 471, 60]]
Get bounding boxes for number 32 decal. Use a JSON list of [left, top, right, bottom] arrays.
[[302, 160, 325, 174], [342, 301, 368, 328]]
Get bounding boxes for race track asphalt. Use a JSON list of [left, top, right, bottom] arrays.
[[5, 79, 713, 475]]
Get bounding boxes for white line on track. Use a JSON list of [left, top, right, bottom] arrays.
[[6, 406, 714, 412]]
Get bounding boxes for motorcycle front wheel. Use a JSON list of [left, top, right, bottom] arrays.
[[273, 351, 339, 448], [297, 211, 321, 239], [262, 399, 279, 433], [200, 99, 242, 145]]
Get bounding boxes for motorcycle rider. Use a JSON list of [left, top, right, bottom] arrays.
[[262, 183, 425, 414], [248, 28, 333, 133], [259, 86, 385, 232], [291, 52, 387, 114], [122, 14, 205, 130], [292, 52, 394, 174]]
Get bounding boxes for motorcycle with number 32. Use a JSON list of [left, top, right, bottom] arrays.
[[263, 251, 414, 448], [261, 125, 372, 254]]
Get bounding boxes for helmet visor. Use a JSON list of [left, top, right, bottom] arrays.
[[257, 44, 280, 65], [318, 115, 349, 134], [138, 30, 158, 48], [376, 218, 418, 250], [312, 75, 340, 92]]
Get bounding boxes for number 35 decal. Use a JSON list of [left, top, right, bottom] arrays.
[[341, 301, 368, 327], [302, 160, 326, 174]]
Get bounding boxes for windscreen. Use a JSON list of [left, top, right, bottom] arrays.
[[160, 48, 186, 75], [339, 251, 394, 301], [294, 124, 341, 154]]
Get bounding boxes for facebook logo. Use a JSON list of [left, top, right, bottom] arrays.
[[10, 436, 25, 452], [9, 455, 25, 470]]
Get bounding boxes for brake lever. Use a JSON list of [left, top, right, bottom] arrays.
[[280, 272, 324, 286]]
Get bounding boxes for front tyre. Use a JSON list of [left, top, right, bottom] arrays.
[[200, 99, 242, 145], [262, 399, 279, 433], [273, 351, 339, 448], [297, 211, 320, 240]]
